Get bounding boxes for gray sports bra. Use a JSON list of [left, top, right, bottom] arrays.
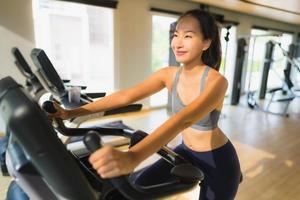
[[170, 66, 221, 131]]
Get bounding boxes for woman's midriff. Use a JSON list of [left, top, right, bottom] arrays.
[[182, 127, 228, 152]]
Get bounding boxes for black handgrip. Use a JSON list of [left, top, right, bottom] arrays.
[[129, 130, 148, 148], [83, 131, 102, 152], [83, 131, 140, 199], [42, 101, 57, 113]]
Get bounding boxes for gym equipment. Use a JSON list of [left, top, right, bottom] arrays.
[[11, 47, 46, 100], [28, 48, 144, 155], [11, 47, 143, 151], [11, 47, 89, 102], [261, 41, 300, 116], [30, 48, 106, 108], [0, 76, 204, 200], [230, 38, 247, 105], [278, 43, 300, 73], [29, 48, 143, 126], [248, 40, 295, 117], [259, 41, 275, 99], [238, 33, 293, 115], [222, 25, 232, 76], [229, 32, 295, 116], [11, 47, 103, 107], [280, 43, 300, 96]]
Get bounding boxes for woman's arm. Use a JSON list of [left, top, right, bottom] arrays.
[[89, 71, 228, 178], [64, 67, 170, 119], [129, 71, 228, 164]]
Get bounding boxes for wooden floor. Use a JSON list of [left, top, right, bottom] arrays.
[[1, 97, 300, 199], [220, 101, 300, 200]]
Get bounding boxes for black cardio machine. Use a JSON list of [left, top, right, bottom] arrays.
[[29, 48, 104, 108], [11, 47, 96, 104], [0, 76, 204, 200], [11, 47, 46, 101], [29, 48, 142, 125], [28, 48, 143, 151], [12, 47, 142, 126]]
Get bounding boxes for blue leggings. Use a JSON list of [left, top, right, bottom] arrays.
[[6, 181, 29, 200], [132, 141, 241, 200]]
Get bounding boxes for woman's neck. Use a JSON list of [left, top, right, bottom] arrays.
[[182, 62, 206, 76], [182, 59, 205, 69]]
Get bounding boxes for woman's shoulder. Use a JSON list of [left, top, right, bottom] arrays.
[[206, 66, 228, 85], [157, 66, 180, 72], [154, 66, 180, 77], [154, 66, 181, 89]]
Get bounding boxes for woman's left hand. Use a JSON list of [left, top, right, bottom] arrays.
[[89, 146, 137, 178]]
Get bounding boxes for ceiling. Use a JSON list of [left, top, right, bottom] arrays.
[[187, 0, 300, 25]]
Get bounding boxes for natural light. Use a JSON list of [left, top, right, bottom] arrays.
[[150, 14, 177, 107], [32, 0, 114, 93]]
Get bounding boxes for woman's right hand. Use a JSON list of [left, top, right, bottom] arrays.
[[47, 101, 70, 120]]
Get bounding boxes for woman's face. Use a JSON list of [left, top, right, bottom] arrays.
[[171, 16, 211, 66]]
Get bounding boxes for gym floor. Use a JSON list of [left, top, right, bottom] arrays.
[[1, 97, 299, 200]]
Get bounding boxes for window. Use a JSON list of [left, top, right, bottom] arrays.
[[32, 0, 114, 92], [150, 14, 177, 107]]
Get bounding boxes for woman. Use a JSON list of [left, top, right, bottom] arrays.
[[51, 9, 241, 200]]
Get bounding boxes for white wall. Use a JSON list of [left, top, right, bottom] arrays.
[[0, 0, 35, 84], [115, 0, 152, 89]]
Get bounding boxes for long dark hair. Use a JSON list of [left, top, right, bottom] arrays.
[[178, 9, 221, 71]]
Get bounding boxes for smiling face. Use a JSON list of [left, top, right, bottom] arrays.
[[171, 16, 211, 66]]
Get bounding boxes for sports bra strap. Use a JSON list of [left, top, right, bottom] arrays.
[[172, 66, 209, 93], [200, 66, 210, 92], [172, 67, 182, 92]]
